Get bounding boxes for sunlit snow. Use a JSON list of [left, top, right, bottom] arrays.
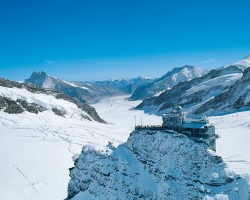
[[0, 95, 249, 199]]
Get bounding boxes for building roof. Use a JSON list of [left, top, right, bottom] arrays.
[[182, 122, 206, 129]]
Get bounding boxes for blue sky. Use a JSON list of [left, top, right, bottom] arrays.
[[0, 0, 250, 81]]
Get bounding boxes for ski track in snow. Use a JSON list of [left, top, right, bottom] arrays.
[[0, 95, 250, 199]]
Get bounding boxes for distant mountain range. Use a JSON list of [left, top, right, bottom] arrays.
[[21, 55, 250, 117], [130, 65, 208, 100], [136, 56, 250, 116], [25, 71, 124, 104], [93, 76, 154, 94], [25, 71, 153, 104]]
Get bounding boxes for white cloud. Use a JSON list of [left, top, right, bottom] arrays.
[[203, 59, 216, 63], [45, 60, 57, 65]]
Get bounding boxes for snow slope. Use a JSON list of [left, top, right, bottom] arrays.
[[210, 111, 250, 175], [1, 90, 250, 199], [0, 95, 161, 200], [194, 67, 250, 116]]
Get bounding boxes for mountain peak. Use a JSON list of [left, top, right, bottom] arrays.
[[25, 71, 55, 89], [28, 71, 50, 80], [32, 71, 48, 76], [232, 55, 250, 71], [182, 65, 194, 69]]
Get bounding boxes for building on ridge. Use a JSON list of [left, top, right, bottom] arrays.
[[162, 106, 217, 151]]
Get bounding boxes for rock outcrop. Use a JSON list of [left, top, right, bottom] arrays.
[[66, 130, 250, 199]]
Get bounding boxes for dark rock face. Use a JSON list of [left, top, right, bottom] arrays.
[[77, 103, 107, 124], [130, 66, 207, 100], [0, 96, 7, 108], [0, 96, 46, 114], [17, 99, 47, 114], [3, 98, 24, 114], [24, 71, 48, 88], [52, 107, 66, 117]]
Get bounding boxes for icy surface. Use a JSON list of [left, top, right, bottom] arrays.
[[210, 111, 250, 175]]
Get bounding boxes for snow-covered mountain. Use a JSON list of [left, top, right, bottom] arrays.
[[93, 76, 154, 94], [231, 55, 250, 71], [194, 67, 250, 115], [66, 130, 250, 200], [25, 71, 126, 104], [0, 77, 105, 123], [136, 64, 245, 116], [130, 65, 208, 100]]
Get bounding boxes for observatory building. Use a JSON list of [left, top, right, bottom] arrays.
[[162, 106, 217, 151]]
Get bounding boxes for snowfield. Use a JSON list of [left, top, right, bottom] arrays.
[[0, 95, 161, 200], [0, 94, 250, 199], [210, 111, 250, 175]]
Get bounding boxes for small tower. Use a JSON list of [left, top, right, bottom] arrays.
[[162, 106, 184, 130]]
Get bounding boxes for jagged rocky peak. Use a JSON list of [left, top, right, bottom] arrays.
[[25, 71, 56, 89], [32, 71, 48, 77], [66, 130, 250, 200]]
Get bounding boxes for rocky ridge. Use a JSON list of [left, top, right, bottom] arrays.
[[130, 65, 208, 100], [195, 67, 250, 115], [136, 66, 243, 116]]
